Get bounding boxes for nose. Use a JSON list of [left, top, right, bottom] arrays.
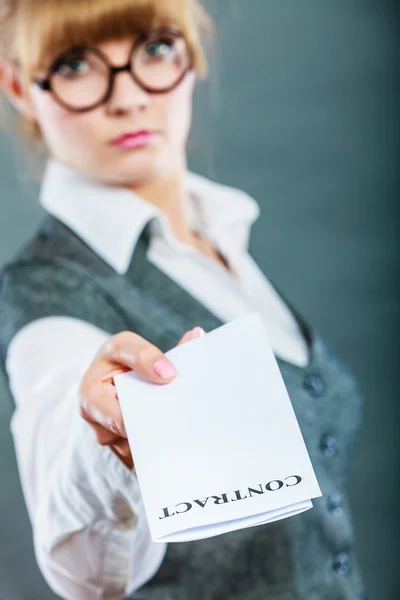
[[106, 66, 150, 114]]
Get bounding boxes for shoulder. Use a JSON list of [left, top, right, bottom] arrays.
[[0, 219, 126, 360], [0, 246, 99, 323], [0, 211, 115, 304]]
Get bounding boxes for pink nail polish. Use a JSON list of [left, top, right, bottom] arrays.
[[153, 358, 177, 379]]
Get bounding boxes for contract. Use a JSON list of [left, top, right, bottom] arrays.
[[113, 312, 322, 543]]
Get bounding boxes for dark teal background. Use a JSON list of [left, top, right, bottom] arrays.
[[0, 1, 398, 598]]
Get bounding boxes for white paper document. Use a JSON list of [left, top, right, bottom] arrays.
[[113, 312, 322, 543]]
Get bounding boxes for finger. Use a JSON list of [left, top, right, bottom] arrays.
[[176, 327, 206, 347], [85, 418, 133, 468], [111, 437, 131, 458], [95, 331, 178, 384], [176, 329, 194, 346], [110, 445, 134, 470], [85, 418, 122, 446], [79, 380, 128, 437]]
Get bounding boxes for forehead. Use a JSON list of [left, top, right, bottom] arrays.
[[44, 27, 182, 68], [22, 0, 196, 73]]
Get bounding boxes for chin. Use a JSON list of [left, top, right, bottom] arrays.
[[111, 149, 172, 185]]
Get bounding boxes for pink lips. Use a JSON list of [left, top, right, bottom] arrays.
[[109, 130, 157, 148]]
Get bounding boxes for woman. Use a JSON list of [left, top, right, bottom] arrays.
[[0, 0, 367, 599]]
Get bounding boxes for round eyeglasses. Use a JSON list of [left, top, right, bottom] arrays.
[[33, 26, 193, 113]]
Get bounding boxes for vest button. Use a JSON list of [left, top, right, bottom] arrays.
[[320, 434, 338, 457], [303, 373, 325, 397], [332, 552, 351, 576], [327, 492, 344, 517]]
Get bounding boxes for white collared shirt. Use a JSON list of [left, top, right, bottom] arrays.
[[5, 158, 309, 600]]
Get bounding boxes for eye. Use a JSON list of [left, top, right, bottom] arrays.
[[145, 37, 175, 59], [54, 55, 91, 78]]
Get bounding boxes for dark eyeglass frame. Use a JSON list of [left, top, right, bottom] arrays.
[[32, 25, 193, 113]]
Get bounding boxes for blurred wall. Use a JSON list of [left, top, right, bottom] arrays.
[[0, 1, 398, 598]]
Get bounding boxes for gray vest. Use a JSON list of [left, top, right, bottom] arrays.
[[0, 214, 368, 600]]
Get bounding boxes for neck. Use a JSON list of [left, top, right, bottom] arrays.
[[124, 167, 196, 246]]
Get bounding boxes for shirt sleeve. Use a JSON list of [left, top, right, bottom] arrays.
[[6, 315, 167, 600]]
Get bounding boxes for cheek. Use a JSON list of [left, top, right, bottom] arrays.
[[30, 88, 100, 153], [158, 75, 194, 146]]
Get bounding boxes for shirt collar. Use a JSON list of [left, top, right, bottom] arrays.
[[39, 157, 260, 274]]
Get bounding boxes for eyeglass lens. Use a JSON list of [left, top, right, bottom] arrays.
[[49, 30, 190, 110]]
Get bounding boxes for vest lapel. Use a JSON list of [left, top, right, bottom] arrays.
[[124, 221, 225, 350]]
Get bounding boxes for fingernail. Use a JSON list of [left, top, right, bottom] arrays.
[[153, 358, 177, 379], [191, 327, 205, 339]]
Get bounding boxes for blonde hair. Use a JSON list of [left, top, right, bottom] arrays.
[[0, 0, 213, 145]]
